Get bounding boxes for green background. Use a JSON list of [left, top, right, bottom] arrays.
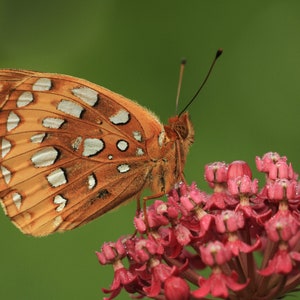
[[1, 1, 300, 299]]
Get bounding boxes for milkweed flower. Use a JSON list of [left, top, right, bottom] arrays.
[[96, 152, 300, 299]]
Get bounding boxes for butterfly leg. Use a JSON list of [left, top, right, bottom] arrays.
[[142, 191, 165, 231], [175, 139, 188, 185]]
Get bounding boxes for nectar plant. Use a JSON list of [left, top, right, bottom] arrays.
[[97, 152, 300, 300]]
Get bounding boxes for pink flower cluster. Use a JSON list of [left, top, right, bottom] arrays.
[[96, 152, 300, 299]]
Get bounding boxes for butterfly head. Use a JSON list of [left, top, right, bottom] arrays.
[[165, 112, 194, 146]]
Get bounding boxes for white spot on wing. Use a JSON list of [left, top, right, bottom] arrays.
[[158, 131, 165, 147], [108, 154, 113, 160], [47, 168, 67, 187], [117, 164, 130, 173], [32, 78, 52, 91], [136, 148, 144, 156], [1, 138, 12, 158], [31, 133, 46, 143], [17, 91, 33, 107], [116, 140, 129, 152], [57, 100, 84, 118], [1, 165, 11, 184], [53, 216, 63, 227], [109, 109, 130, 125], [7, 111, 20, 131], [54, 195, 67, 212], [72, 136, 83, 151], [87, 174, 96, 190], [42, 117, 65, 129], [133, 131, 142, 142], [31, 147, 58, 167], [72, 87, 98, 106], [12, 192, 22, 210], [83, 138, 105, 156]]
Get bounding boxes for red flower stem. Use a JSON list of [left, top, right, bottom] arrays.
[[262, 276, 286, 300], [238, 221, 258, 290], [284, 272, 300, 294], [260, 240, 279, 270]]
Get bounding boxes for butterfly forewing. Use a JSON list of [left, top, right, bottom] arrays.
[[0, 69, 193, 236]]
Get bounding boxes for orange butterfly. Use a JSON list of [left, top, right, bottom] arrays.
[[0, 51, 221, 236]]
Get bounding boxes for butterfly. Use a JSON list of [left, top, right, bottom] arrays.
[[0, 50, 221, 237], [0, 67, 196, 236]]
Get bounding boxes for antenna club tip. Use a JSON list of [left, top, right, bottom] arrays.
[[181, 57, 187, 65], [216, 49, 223, 59]]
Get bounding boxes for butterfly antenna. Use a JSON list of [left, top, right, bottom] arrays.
[[178, 48, 223, 116], [175, 58, 187, 114]]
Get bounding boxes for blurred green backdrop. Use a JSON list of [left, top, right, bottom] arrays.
[[1, 1, 300, 299]]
